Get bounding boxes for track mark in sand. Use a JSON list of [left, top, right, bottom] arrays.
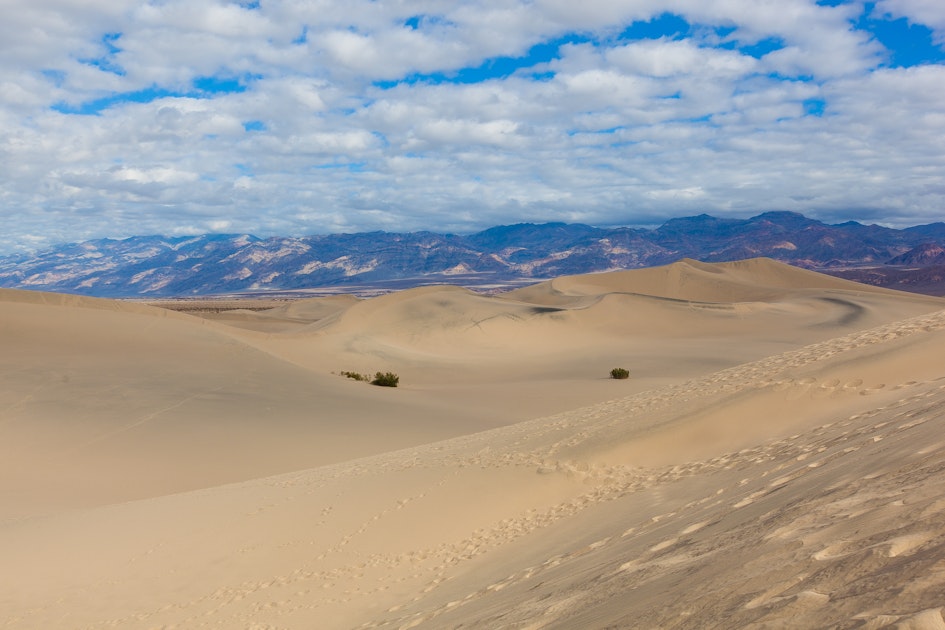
[[765, 375, 897, 400], [853, 613, 906, 629], [649, 537, 679, 553], [0, 381, 52, 424], [39, 310, 945, 630], [65, 384, 229, 452], [744, 574, 812, 609], [869, 608, 945, 630], [199, 381, 945, 629], [812, 378, 841, 399], [681, 521, 708, 535], [812, 541, 857, 561], [886, 532, 935, 558], [351, 315, 945, 629], [920, 499, 945, 518], [522, 309, 945, 462]]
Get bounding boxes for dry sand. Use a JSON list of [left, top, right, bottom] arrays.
[[2, 258, 945, 628]]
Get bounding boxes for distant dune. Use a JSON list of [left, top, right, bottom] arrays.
[[2, 258, 945, 628]]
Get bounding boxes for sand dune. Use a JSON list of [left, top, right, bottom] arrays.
[[186, 294, 360, 333], [506, 257, 901, 303], [0, 287, 500, 518], [2, 258, 945, 628]]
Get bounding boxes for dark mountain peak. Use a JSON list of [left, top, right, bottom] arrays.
[[658, 213, 735, 229], [888, 242, 945, 265], [467, 222, 600, 250], [473, 221, 591, 235], [903, 222, 945, 241], [749, 211, 822, 229], [655, 214, 744, 242]]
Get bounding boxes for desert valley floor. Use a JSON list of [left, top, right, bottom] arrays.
[[3, 258, 945, 629]]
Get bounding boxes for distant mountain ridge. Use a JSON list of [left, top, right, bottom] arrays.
[[1, 211, 943, 297]]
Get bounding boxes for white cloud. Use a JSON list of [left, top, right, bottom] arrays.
[[111, 166, 199, 185], [0, 0, 943, 255], [537, 0, 665, 30], [409, 118, 523, 149], [679, 0, 881, 78], [605, 38, 757, 78], [877, 0, 945, 43]]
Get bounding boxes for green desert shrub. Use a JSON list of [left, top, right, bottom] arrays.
[[371, 371, 400, 387], [610, 367, 630, 380], [340, 370, 367, 381]]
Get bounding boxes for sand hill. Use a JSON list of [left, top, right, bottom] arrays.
[[2, 258, 945, 628]]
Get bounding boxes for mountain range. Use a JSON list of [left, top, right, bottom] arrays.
[[2, 211, 944, 298]]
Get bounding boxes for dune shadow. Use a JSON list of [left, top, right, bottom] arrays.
[[817, 296, 866, 326], [528, 306, 566, 315]]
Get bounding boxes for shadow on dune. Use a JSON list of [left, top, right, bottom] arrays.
[[816, 296, 867, 327]]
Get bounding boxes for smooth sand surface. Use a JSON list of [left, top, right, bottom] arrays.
[[3, 258, 945, 628]]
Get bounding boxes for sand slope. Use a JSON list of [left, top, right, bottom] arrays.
[[2, 259, 945, 628], [0, 288, 499, 518]]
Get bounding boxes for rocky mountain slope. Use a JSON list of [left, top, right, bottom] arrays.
[[1, 211, 942, 297]]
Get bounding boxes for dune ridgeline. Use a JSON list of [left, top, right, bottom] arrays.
[[3, 257, 945, 629]]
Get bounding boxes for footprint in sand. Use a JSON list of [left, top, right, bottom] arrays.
[[891, 380, 918, 391], [785, 382, 813, 401], [812, 541, 856, 561], [785, 590, 831, 610], [889, 608, 945, 630], [681, 521, 708, 535], [885, 532, 934, 558], [812, 378, 841, 399]]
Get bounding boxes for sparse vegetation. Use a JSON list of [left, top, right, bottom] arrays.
[[610, 367, 630, 380], [337, 370, 400, 387], [371, 372, 400, 387]]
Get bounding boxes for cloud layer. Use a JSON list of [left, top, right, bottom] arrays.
[[2, 0, 944, 253]]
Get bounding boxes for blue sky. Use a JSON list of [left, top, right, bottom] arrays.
[[1, 0, 944, 253]]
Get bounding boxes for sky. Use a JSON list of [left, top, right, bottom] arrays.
[[1, 0, 945, 254]]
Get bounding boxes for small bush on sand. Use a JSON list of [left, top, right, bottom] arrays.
[[371, 372, 400, 387], [340, 371, 367, 381], [610, 367, 630, 380]]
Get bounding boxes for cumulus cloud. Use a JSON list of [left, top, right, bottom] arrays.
[[877, 0, 945, 43], [0, 0, 943, 254]]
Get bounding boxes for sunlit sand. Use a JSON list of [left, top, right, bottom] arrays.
[[3, 258, 945, 628]]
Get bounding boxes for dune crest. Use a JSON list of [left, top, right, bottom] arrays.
[[510, 257, 888, 304]]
